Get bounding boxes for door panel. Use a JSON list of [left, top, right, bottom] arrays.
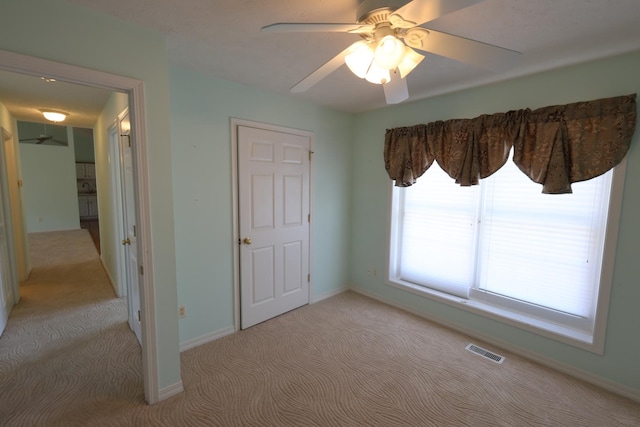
[[119, 112, 141, 344], [238, 125, 310, 329], [283, 241, 302, 295], [251, 246, 275, 304], [251, 174, 274, 229], [283, 175, 303, 225]]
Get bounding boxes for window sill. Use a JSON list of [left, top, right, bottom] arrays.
[[386, 277, 603, 354]]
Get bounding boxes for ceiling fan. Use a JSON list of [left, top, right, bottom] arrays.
[[19, 124, 67, 145], [262, 0, 520, 104]]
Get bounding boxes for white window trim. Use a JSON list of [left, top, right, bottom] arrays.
[[386, 159, 628, 355]]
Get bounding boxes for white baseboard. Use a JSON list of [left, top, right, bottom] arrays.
[[310, 286, 349, 304], [158, 380, 184, 402], [351, 287, 640, 403], [180, 326, 235, 352]]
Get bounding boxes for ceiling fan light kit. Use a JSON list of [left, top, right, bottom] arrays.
[[397, 46, 425, 78], [262, 0, 519, 105], [345, 41, 375, 79], [374, 35, 406, 69], [365, 62, 391, 85]]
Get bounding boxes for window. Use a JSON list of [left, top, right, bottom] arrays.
[[388, 158, 626, 352]]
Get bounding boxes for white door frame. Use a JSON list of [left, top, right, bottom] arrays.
[[0, 49, 161, 404], [230, 118, 314, 331]]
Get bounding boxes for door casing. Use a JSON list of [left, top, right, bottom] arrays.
[[0, 49, 162, 404]]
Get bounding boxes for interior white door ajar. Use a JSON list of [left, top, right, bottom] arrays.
[[120, 111, 142, 344], [238, 125, 310, 329]]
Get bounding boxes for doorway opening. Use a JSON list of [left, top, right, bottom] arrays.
[[0, 49, 160, 403]]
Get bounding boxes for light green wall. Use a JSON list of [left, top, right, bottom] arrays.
[[1, 0, 180, 390], [169, 66, 354, 343], [350, 50, 640, 393], [18, 127, 80, 232], [93, 92, 129, 293]]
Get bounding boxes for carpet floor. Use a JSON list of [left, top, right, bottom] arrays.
[[1, 230, 639, 426]]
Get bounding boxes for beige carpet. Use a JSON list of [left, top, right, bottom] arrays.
[[1, 230, 639, 426], [0, 230, 145, 426]]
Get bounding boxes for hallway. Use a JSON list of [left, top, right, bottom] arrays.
[[0, 229, 143, 425]]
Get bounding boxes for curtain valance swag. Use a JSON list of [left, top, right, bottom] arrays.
[[384, 94, 637, 193]]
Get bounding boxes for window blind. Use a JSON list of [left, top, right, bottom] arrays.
[[475, 161, 611, 319], [397, 159, 612, 329], [399, 166, 478, 298]]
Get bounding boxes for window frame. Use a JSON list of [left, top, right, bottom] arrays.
[[386, 159, 628, 354]]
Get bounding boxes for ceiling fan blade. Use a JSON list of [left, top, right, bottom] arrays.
[[383, 70, 409, 104], [19, 138, 41, 142], [290, 45, 352, 93], [262, 23, 375, 34], [390, 0, 483, 28], [416, 29, 520, 70]]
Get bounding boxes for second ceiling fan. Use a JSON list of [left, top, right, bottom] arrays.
[[262, 0, 520, 104]]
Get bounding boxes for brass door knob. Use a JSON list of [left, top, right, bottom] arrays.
[[122, 238, 131, 246], [242, 237, 252, 245]]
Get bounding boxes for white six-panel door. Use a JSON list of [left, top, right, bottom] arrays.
[[238, 125, 310, 329], [119, 111, 142, 344]]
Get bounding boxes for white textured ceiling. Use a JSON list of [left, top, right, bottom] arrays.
[[2, 0, 640, 126]]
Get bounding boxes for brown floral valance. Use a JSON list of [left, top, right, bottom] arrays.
[[384, 94, 637, 193]]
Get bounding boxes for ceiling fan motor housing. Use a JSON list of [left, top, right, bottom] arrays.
[[357, 0, 407, 23]]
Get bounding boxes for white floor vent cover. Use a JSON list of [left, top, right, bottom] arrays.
[[465, 344, 505, 364]]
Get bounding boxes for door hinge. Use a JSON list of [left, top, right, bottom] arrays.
[[137, 310, 141, 322], [307, 274, 310, 282], [139, 265, 144, 275], [133, 225, 137, 237], [308, 214, 310, 223], [309, 150, 314, 161]]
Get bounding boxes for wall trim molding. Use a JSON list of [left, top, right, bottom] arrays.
[[351, 287, 640, 403], [310, 286, 349, 304], [179, 287, 348, 353], [158, 381, 184, 402], [180, 326, 235, 352]]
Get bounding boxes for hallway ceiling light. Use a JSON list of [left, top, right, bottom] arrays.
[[40, 109, 68, 123]]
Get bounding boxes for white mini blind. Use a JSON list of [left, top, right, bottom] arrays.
[[399, 166, 479, 298], [396, 159, 612, 330], [475, 161, 611, 319]]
